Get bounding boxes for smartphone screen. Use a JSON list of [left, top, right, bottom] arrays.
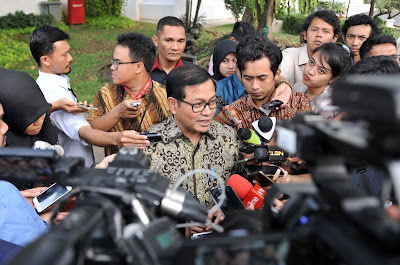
[[209, 186, 245, 217], [34, 183, 72, 213], [244, 165, 283, 187]]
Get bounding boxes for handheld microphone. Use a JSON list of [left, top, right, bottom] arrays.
[[33, 141, 65, 157], [252, 116, 276, 141], [227, 174, 266, 209], [237, 128, 264, 145]]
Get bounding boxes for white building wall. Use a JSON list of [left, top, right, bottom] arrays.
[[0, 0, 42, 17]]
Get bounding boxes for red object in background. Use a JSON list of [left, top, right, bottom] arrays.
[[68, 0, 85, 25]]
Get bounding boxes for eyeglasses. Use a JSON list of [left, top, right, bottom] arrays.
[[111, 58, 139, 70], [177, 98, 220, 113]]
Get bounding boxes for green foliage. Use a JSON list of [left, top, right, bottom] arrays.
[[224, 0, 247, 21], [298, 0, 319, 15], [375, 0, 400, 19], [318, 1, 346, 14], [374, 16, 384, 26], [0, 39, 31, 68], [86, 16, 135, 29], [275, 0, 296, 17], [382, 26, 395, 37], [0, 11, 54, 29], [85, 0, 126, 17], [282, 13, 306, 34]]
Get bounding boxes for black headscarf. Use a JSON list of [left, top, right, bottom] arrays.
[[212, 39, 237, 81], [0, 68, 57, 147]]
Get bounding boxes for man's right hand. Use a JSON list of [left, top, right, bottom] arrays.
[[50, 98, 88, 114], [214, 106, 236, 126], [117, 99, 141, 119], [116, 130, 150, 149]]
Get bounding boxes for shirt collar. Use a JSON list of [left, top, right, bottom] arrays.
[[38, 70, 71, 90], [298, 45, 310, 66], [151, 55, 184, 72], [161, 115, 217, 144]]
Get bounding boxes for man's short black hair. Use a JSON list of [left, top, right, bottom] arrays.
[[156, 16, 185, 35], [231, 21, 256, 43], [166, 64, 214, 101], [236, 35, 282, 76], [348, 55, 400, 76], [30, 25, 70, 66], [359, 34, 397, 59], [302, 10, 340, 37], [116, 32, 156, 73], [342, 14, 381, 38]]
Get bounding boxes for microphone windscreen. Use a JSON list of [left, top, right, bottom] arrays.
[[226, 174, 253, 200], [237, 128, 251, 140], [254, 147, 268, 161], [258, 116, 273, 132]]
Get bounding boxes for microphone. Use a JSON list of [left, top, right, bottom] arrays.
[[235, 147, 268, 164], [237, 128, 265, 145], [227, 174, 266, 209], [252, 116, 276, 141]]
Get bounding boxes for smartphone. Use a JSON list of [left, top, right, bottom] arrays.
[[77, 103, 98, 110], [209, 186, 245, 217], [191, 231, 213, 240], [131, 102, 142, 107], [140, 132, 162, 142], [33, 182, 72, 213], [244, 165, 283, 187]]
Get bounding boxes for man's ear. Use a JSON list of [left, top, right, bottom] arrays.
[[152, 35, 158, 47], [168, 97, 177, 114], [274, 69, 281, 81], [333, 34, 338, 42], [342, 34, 345, 42], [230, 36, 236, 41], [40, 55, 50, 67], [302, 31, 307, 42], [328, 76, 339, 84], [135, 62, 145, 74]]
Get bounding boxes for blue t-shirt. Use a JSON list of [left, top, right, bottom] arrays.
[[0, 181, 49, 246], [216, 73, 247, 107]]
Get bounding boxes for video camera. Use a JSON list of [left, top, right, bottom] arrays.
[[261, 76, 400, 265], [1, 146, 216, 265]]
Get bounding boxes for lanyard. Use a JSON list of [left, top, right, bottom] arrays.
[[123, 76, 152, 100]]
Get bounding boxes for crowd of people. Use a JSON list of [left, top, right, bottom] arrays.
[[1, 11, 400, 263]]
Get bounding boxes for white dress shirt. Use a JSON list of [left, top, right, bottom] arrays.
[[36, 71, 94, 167], [279, 45, 309, 85]]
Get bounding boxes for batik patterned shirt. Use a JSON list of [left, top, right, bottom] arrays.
[[88, 80, 170, 156], [224, 92, 312, 129], [143, 115, 244, 208]]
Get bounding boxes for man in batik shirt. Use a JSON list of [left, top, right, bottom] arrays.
[[88, 32, 170, 156], [143, 64, 243, 209]]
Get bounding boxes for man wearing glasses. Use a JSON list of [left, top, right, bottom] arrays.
[[360, 34, 400, 65], [88, 32, 170, 156], [31, 26, 149, 167], [143, 64, 243, 210]]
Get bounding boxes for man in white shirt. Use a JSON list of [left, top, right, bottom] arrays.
[[30, 25, 149, 167], [279, 10, 339, 85]]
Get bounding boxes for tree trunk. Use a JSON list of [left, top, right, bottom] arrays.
[[369, 0, 376, 17], [193, 0, 202, 29], [256, 0, 275, 40], [242, 5, 255, 24]]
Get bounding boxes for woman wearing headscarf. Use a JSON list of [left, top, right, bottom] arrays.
[[0, 68, 57, 148], [212, 39, 237, 81]]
